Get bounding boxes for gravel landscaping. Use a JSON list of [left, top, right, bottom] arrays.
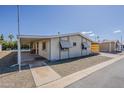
[[0, 51, 17, 67], [0, 65, 36, 88], [46, 55, 112, 77]]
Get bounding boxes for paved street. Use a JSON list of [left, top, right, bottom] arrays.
[[67, 58, 124, 88]]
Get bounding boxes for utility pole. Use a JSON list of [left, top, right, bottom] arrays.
[[121, 35, 123, 51], [17, 5, 21, 72]]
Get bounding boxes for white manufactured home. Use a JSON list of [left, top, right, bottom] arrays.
[[19, 32, 93, 61]]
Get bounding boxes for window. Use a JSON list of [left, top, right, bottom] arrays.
[[42, 42, 46, 50], [82, 43, 85, 49], [73, 42, 76, 46], [82, 43, 87, 50], [60, 40, 72, 48]]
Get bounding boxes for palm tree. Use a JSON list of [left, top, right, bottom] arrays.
[[8, 33, 14, 42]]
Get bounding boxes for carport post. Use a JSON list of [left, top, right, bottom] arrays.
[[17, 37, 21, 71], [17, 5, 21, 72]]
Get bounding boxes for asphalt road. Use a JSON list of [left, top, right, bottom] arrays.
[[67, 58, 124, 88]]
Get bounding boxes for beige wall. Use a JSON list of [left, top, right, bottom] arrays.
[[50, 35, 92, 60], [60, 37, 69, 59], [69, 35, 82, 58], [51, 38, 60, 60], [100, 43, 109, 52], [100, 42, 116, 52], [81, 38, 91, 56], [38, 40, 50, 60], [32, 35, 92, 60]]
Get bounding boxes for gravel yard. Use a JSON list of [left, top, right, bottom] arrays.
[[0, 65, 36, 88], [46, 55, 112, 77]]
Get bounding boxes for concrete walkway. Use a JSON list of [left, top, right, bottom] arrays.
[[29, 61, 61, 87], [40, 55, 124, 88], [99, 52, 119, 58]]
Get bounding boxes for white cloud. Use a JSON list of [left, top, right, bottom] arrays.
[[81, 31, 93, 35], [113, 30, 122, 34], [89, 33, 96, 37]]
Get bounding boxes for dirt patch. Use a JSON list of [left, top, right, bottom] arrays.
[[46, 55, 112, 77], [0, 65, 36, 88]]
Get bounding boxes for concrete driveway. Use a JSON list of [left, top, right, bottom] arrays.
[[30, 61, 61, 87], [67, 58, 124, 88]]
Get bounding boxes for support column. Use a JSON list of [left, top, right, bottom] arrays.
[[17, 37, 21, 71]]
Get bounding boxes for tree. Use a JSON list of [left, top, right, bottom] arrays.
[[96, 35, 100, 42], [8, 33, 14, 42], [0, 34, 4, 41]]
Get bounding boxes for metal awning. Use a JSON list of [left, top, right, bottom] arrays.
[[60, 40, 72, 49]]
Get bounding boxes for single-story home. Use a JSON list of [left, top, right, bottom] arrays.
[[100, 40, 122, 53], [19, 32, 93, 61]]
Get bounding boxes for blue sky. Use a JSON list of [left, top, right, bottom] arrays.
[[0, 5, 124, 41]]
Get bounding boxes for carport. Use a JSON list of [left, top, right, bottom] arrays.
[[17, 35, 50, 70]]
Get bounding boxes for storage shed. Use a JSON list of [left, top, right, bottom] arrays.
[[100, 40, 122, 53], [91, 42, 100, 54]]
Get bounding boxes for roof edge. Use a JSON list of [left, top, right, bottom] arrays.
[[17, 32, 94, 42]]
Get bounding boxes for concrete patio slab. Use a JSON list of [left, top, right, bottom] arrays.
[[30, 61, 61, 87]]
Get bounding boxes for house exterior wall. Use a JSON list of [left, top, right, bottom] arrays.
[[50, 38, 60, 60], [60, 37, 69, 59], [50, 35, 92, 61], [81, 38, 91, 56], [38, 40, 50, 60], [81, 38, 87, 56], [86, 40, 92, 55], [69, 35, 82, 58]]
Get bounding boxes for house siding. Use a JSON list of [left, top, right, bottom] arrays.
[[69, 35, 82, 58], [81, 38, 91, 56], [50, 38, 60, 60], [50, 35, 92, 61], [60, 36, 69, 59], [38, 39, 50, 59]]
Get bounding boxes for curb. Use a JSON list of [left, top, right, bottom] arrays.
[[39, 55, 124, 88]]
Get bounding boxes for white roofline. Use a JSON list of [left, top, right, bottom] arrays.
[[18, 32, 94, 42]]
